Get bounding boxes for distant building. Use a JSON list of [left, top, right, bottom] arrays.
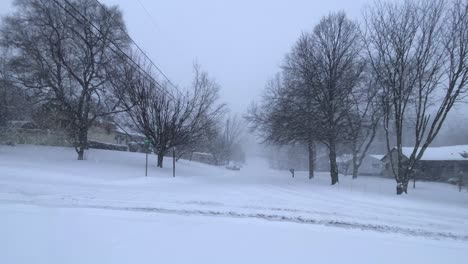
[[0, 120, 145, 151], [359, 155, 385, 175], [381, 145, 468, 182], [336, 154, 353, 175], [334, 154, 384, 176], [190, 152, 215, 165]]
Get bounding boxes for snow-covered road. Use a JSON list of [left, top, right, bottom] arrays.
[[2, 204, 467, 264], [1, 145, 468, 263]]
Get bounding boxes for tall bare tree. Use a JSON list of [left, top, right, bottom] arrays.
[[285, 12, 364, 185], [0, 0, 130, 159], [119, 63, 225, 168], [246, 72, 318, 179], [248, 13, 364, 184], [364, 0, 468, 194]]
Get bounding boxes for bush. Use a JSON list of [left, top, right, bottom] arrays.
[[128, 141, 150, 153]]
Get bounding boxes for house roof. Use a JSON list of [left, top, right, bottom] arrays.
[[369, 154, 385, 160], [192, 152, 214, 157], [336, 154, 353, 163], [396, 145, 468, 161], [335, 154, 385, 163], [115, 126, 145, 138]]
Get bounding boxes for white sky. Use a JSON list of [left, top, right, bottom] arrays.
[[0, 0, 373, 114]]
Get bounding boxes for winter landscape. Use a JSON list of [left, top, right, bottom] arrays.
[[1, 0, 468, 263], [1, 145, 468, 263]]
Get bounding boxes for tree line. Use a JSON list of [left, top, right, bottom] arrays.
[[246, 0, 467, 194], [0, 0, 244, 167]]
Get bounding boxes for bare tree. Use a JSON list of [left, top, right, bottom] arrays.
[[120, 63, 225, 168], [248, 13, 364, 184], [0, 0, 130, 159], [364, 0, 468, 194], [344, 76, 382, 179], [282, 35, 321, 180], [209, 114, 244, 165], [284, 12, 364, 185], [246, 72, 318, 179]]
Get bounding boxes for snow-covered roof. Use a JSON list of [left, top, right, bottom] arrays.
[[336, 154, 353, 163], [369, 154, 384, 160], [193, 152, 214, 157], [115, 126, 145, 138], [399, 145, 468, 161]]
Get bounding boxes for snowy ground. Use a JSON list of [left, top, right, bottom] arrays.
[[1, 145, 468, 263]]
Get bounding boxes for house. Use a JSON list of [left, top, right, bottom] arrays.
[[1, 119, 146, 151], [191, 152, 215, 165], [381, 145, 468, 182], [0, 120, 69, 146], [335, 154, 385, 176], [88, 122, 144, 146], [336, 154, 353, 175], [315, 153, 333, 172], [88, 122, 147, 152], [359, 154, 384, 175]]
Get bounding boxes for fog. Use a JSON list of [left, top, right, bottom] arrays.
[[0, 0, 466, 150], [98, 0, 373, 114]]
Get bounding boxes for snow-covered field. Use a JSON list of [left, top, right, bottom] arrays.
[[1, 145, 468, 263]]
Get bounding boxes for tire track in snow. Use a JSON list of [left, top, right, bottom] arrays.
[[1, 198, 466, 241], [78, 204, 468, 241]]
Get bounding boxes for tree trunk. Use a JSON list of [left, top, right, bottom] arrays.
[[308, 140, 315, 179], [76, 127, 88, 160], [396, 180, 409, 195], [352, 154, 358, 179], [396, 182, 403, 195], [352, 163, 358, 179], [77, 147, 85, 160], [329, 142, 339, 185], [157, 152, 164, 168]]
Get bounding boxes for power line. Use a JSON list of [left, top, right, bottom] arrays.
[[51, 0, 178, 101], [135, 0, 160, 31], [92, 0, 186, 99]]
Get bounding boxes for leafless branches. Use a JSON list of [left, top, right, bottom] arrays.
[[120, 62, 226, 168], [248, 12, 367, 184], [364, 0, 468, 194], [0, 0, 130, 159]]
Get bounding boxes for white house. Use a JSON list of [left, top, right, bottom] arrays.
[[359, 154, 384, 175], [335, 154, 384, 176]]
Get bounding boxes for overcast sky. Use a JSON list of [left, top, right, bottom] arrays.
[[0, 0, 375, 114]]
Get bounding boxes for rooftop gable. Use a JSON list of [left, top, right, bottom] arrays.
[[399, 145, 468, 161]]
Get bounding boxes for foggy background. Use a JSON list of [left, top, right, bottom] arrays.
[[0, 0, 372, 113], [1, 0, 466, 154]]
